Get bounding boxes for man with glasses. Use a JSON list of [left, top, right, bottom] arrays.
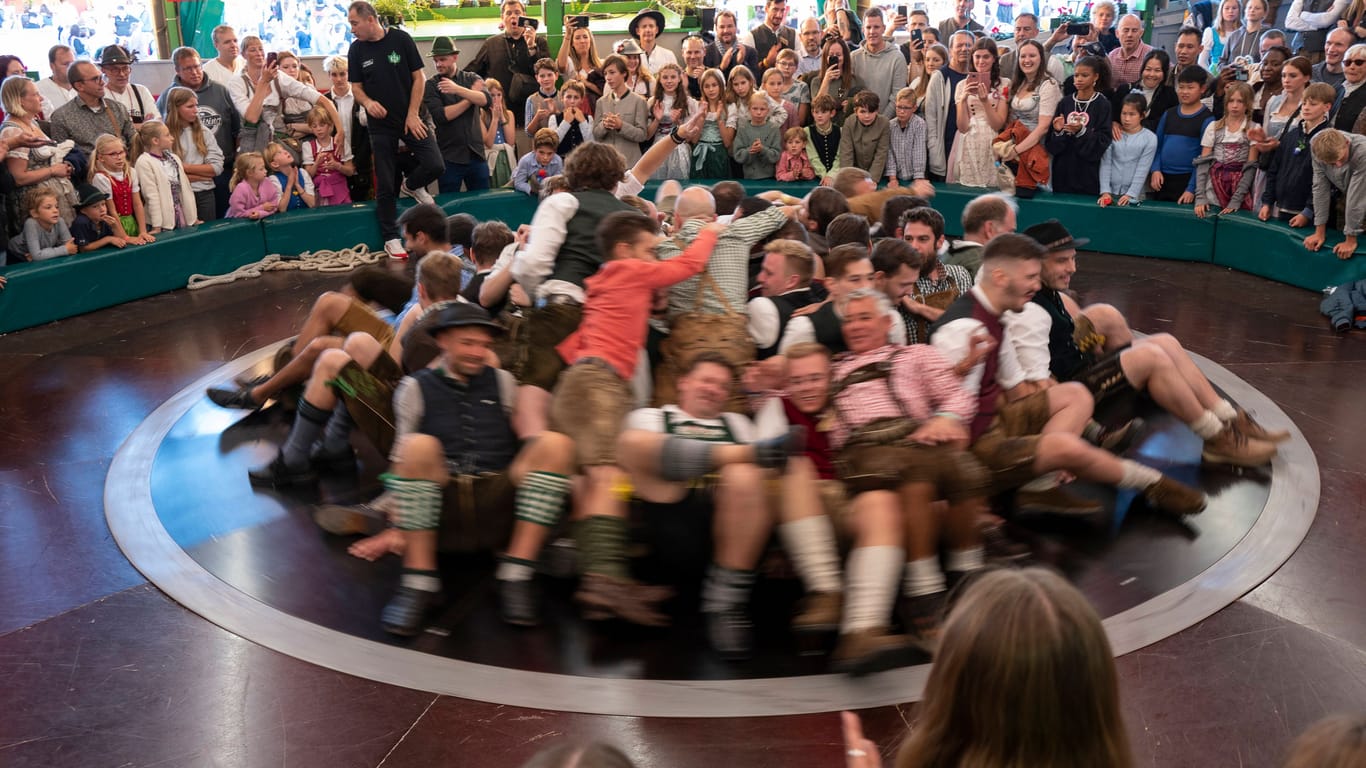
[[202, 25, 243, 85], [797, 17, 823, 75], [49, 60, 134, 155], [1333, 43, 1366, 130], [158, 46, 240, 217], [98, 44, 159, 125], [1312, 26, 1352, 87]]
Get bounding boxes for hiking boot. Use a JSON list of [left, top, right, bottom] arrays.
[[381, 585, 440, 636], [207, 385, 261, 410], [792, 591, 842, 636], [573, 573, 673, 627], [831, 627, 926, 676], [312, 503, 385, 536], [980, 523, 1030, 563], [248, 453, 316, 487], [498, 577, 540, 627], [309, 444, 357, 475], [898, 590, 948, 653], [1202, 424, 1277, 467], [1233, 408, 1290, 444], [704, 604, 754, 661], [1142, 476, 1207, 516], [1015, 486, 1105, 517]]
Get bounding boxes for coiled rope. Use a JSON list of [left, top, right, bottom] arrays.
[[187, 243, 384, 290]]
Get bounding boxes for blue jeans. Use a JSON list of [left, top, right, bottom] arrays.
[[369, 128, 444, 241], [439, 158, 491, 194]]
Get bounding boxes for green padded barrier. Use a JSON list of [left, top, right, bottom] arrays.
[[0, 217, 266, 334], [1213, 214, 1366, 291], [441, 189, 540, 231], [261, 201, 384, 256]]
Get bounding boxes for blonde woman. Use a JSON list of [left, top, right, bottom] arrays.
[[1200, 0, 1243, 71], [1, 75, 76, 231], [558, 24, 604, 107], [165, 86, 225, 221], [481, 78, 518, 188]]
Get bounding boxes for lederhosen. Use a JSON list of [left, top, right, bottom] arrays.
[[1032, 287, 1132, 408], [830, 348, 987, 500]]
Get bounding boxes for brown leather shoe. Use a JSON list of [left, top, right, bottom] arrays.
[[1202, 424, 1277, 467], [831, 627, 926, 676], [574, 573, 674, 627], [792, 591, 842, 635], [1233, 408, 1291, 444], [1142, 476, 1207, 516], [1015, 487, 1105, 517]]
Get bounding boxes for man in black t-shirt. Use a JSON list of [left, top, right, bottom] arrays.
[[423, 36, 491, 194], [346, 1, 445, 260]]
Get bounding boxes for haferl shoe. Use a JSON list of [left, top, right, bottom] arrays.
[[898, 590, 948, 654], [1202, 424, 1277, 467], [538, 536, 579, 580], [792, 591, 842, 636], [704, 605, 754, 661], [498, 577, 540, 627], [1015, 487, 1105, 517], [980, 523, 1031, 563], [381, 585, 440, 636], [309, 444, 357, 475], [247, 453, 317, 488], [1142, 476, 1207, 516], [1098, 417, 1144, 454], [1233, 408, 1291, 444], [573, 573, 673, 627], [831, 627, 925, 676], [207, 385, 261, 410], [312, 503, 385, 536]]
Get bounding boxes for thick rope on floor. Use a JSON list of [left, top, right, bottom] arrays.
[[187, 244, 383, 290]]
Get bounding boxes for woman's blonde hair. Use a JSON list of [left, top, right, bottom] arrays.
[[129, 120, 170, 165], [164, 86, 209, 160], [230, 151, 265, 188], [88, 133, 127, 180], [568, 27, 602, 71], [895, 568, 1131, 768], [1281, 714, 1366, 768], [1, 75, 36, 119], [1215, 0, 1242, 33], [241, 35, 264, 57]]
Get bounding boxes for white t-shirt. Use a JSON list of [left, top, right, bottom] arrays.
[[202, 57, 245, 87], [105, 83, 161, 123], [91, 168, 141, 197], [301, 135, 353, 165], [1201, 121, 1247, 147], [625, 404, 758, 445]]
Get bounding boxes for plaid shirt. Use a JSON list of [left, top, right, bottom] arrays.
[[905, 261, 974, 344], [48, 97, 134, 155], [886, 113, 928, 181], [1108, 43, 1153, 88], [828, 344, 974, 450], [661, 205, 789, 318]]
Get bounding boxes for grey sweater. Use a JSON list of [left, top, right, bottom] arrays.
[[1312, 132, 1366, 237], [851, 43, 908, 117], [8, 217, 73, 261], [732, 120, 782, 179]]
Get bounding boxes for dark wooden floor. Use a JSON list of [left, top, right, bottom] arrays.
[[2, 253, 1364, 767]]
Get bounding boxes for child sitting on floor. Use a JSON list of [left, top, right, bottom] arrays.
[[513, 128, 565, 196]]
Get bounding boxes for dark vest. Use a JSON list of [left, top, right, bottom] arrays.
[[757, 288, 817, 359], [1031, 288, 1089, 382], [750, 23, 796, 67], [1335, 85, 1366, 131], [413, 367, 518, 475], [1296, 0, 1337, 53], [931, 292, 1003, 440], [808, 301, 849, 355], [548, 189, 634, 289]]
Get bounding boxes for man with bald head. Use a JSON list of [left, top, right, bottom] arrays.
[[1312, 27, 1352, 87], [654, 191, 803, 403], [682, 34, 707, 99], [1108, 14, 1153, 87], [797, 17, 823, 75]]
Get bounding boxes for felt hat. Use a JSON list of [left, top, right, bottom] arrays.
[[75, 182, 109, 209], [616, 39, 645, 56], [429, 36, 459, 57], [98, 44, 133, 66], [628, 8, 667, 40], [426, 302, 505, 336], [1022, 219, 1091, 252]]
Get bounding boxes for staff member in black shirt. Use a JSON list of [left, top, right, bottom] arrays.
[[346, 1, 445, 260], [423, 36, 491, 193]]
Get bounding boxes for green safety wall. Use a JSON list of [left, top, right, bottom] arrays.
[[3, 184, 1365, 335]]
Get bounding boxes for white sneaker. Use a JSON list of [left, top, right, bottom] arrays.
[[383, 238, 408, 260], [401, 182, 435, 206]]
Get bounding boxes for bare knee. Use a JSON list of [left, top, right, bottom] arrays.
[[1051, 381, 1094, 411], [851, 490, 903, 540], [315, 348, 353, 378], [317, 290, 351, 319], [392, 433, 447, 478], [1036, 433, 1089, 467]]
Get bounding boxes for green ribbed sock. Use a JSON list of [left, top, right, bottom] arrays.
[[574, 516, 631, 580]]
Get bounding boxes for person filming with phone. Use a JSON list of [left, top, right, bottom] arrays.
[[467, 0, 549, 132]]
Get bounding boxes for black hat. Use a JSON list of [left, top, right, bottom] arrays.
[[75, 182, 109, 209], [1022, 219, 1090, 252], [628, 8, 666, 40], [426, 302, 505, 336], [98, 44, 133, 66]]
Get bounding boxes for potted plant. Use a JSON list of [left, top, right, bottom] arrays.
[[372, 0, 432, 27]]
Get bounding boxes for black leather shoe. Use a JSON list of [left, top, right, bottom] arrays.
[[705, 606, 754, 661], [382, 586, 439, 636], [309, 444, 357, 475], [247, 454, 316, 487], [207, 385, 261, 410], [498, 577, 540, 627]]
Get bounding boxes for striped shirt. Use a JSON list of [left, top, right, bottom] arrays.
[[661, 205, 791, 318], [886, 113, 928, 181], [828, 344, 974, 450]]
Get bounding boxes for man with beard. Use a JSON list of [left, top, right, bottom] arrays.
[[1005, 221, 1283, 468], [704, 9, 759, 77], [929, 234, 1208, 519], [898, 207, 972, 344], [158, 47, 239, 217], [423, 35, 491, 193]]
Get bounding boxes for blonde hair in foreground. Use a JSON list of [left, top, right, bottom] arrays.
[[896, 567, 1132, 768]]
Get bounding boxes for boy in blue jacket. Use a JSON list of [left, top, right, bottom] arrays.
[[1149, 66, 1214, 204]]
